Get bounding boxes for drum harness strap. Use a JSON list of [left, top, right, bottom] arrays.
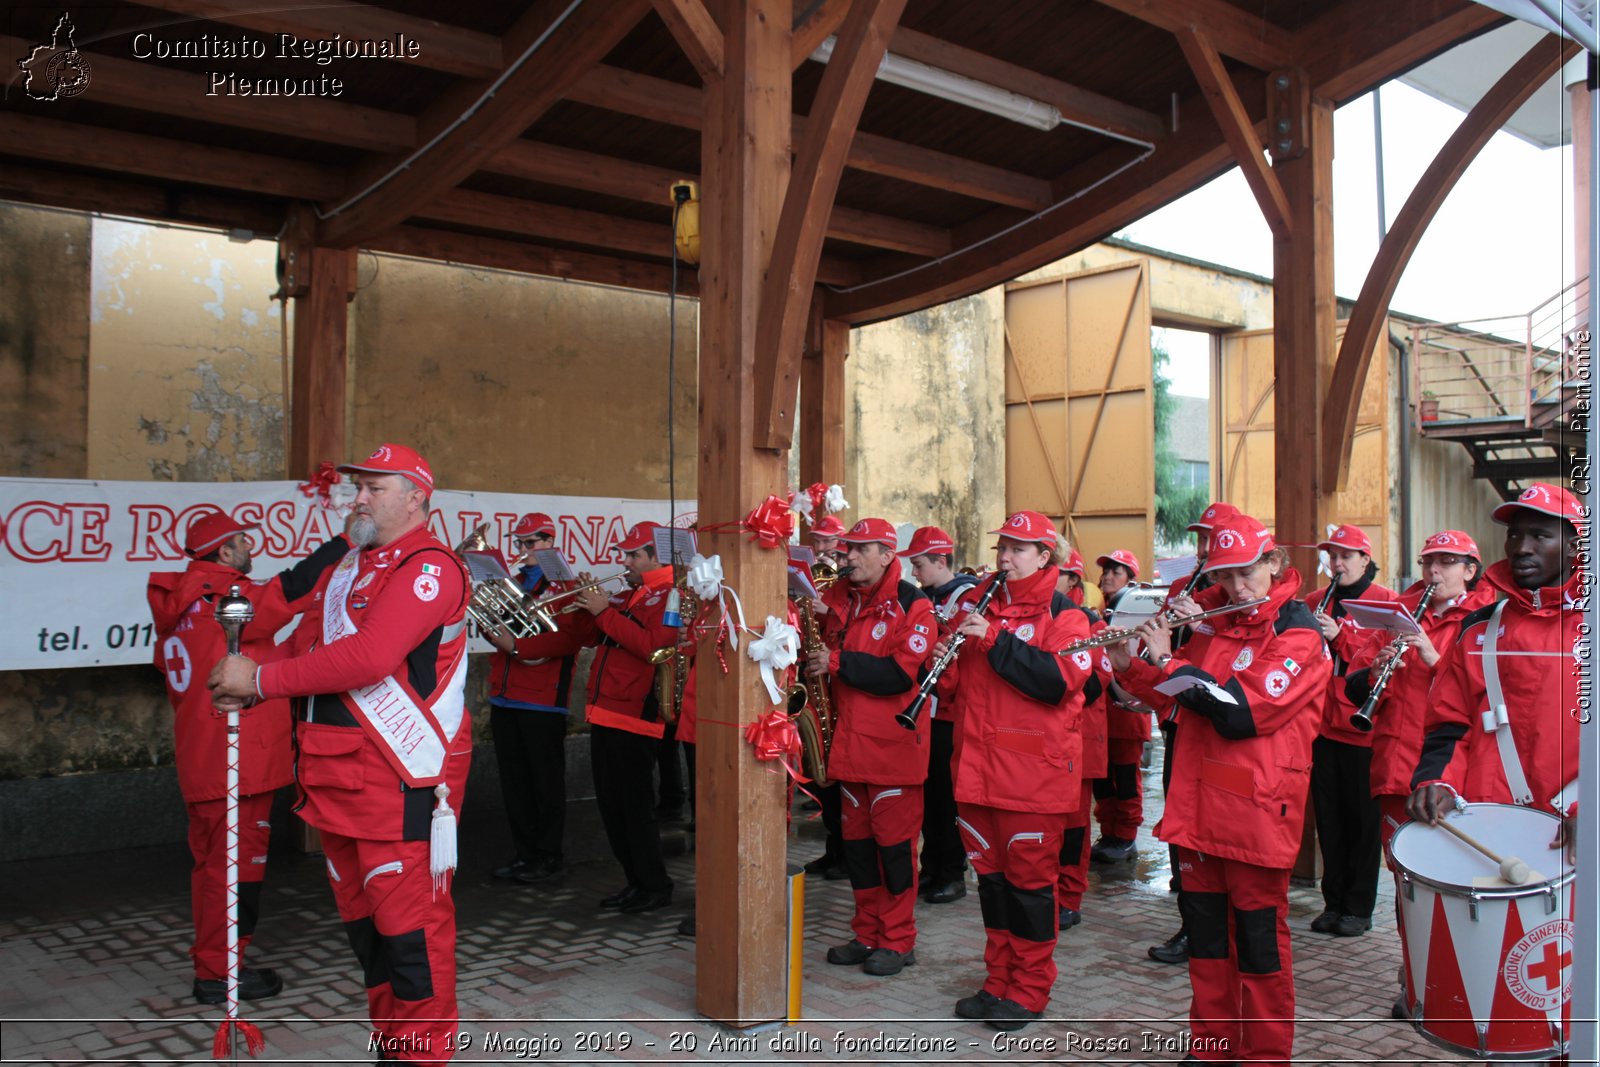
[[1479, 600, 1535, 807]]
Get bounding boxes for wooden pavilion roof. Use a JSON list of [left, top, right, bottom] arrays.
[[2, 0, 1506, 325]]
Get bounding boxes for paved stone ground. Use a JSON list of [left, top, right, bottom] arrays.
[[1, 749, 1473, 1065]]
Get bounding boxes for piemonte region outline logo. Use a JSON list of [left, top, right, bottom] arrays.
[[16, 13, 92, 101]]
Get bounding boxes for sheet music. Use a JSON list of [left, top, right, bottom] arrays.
[[787, 565, 818, 599], [1154, 673, 1239, 705], [1340, 598, 1423, 634], [1156, 555, 1197, 583], [461, 551, 512, 584], [532, 548, 576, 582], [652, 526, 698, 567]]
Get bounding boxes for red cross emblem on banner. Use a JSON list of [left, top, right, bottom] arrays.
[[1528, 941, 1572, 992]]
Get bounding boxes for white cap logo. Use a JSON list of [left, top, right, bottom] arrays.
[[851, 521, 868, 534], [1009, 514, 1027, 528], [1216, 530, 1241, 550], [372, 445, 392, 461]]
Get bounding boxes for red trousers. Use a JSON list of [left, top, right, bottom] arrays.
[[839, 782, 922, 953], [1177, 847, 1294, 1066], [1091, 740, 1145, 838], [958, 803, 1068, 1013], [323, 832, 458, 1064], [186, 793, 273, 980], [1057, 779, 1093, 909]]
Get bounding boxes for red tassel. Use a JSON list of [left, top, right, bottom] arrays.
[[212, 1018, 266, 1059]]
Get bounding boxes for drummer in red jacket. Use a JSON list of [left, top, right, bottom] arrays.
[[1111, 513, 1331, 1067], [148, 511, 347, 1004], [1409, 483, 1584, 860], [808, 518, 935, 978], [941, 511, 1094, 1032]]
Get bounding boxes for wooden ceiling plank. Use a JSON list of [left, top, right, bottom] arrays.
[[1300, 0, 1506, 104], [372, 225, 698, 294], [754, 0, 910, 449], [887, 26, 1166, 145], [569, 63, 1053, 210], [1089, 0, 1292, 71], [1175, 26, 1291, 239], [1321, 34, 1575, 489], [121, 0, 503, 78], [0, 33, 414, 154], [792, 0, 852, 68], [0, 164, 282, 235], [651, 0, 725, 81], [0, 113, 344, 202], [318, 0, 651, 248]]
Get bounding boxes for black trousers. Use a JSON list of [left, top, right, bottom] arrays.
[[817, 782, 842, 863], [590, 724, 672, 893], [1159, 718, 1181, 894], [1311, 735, 1381, 919], [656, 721, 687, 810], [489, 707, 568, 864], [919, 718, 966, 884]]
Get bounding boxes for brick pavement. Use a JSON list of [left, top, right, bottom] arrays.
[[1, 750, 1476, 1065]]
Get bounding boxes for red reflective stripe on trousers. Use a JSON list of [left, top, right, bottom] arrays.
[[959, 803, 1068, 1013]]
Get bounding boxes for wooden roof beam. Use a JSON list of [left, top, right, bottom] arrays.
[[1088, 0, 1292, 72], [792, 0, 852, 68], [887, 27, 1166, 145], [568, 63, 1054, 210], [121, 0, 503, 78], [372, 225, 700, 295], [1299, 0, 1505, 104], [317, 0, 650, 248], [1176, 27, 1290, 239], [652, 0, 725, 81], [0, 163, 281, 236], [1321, 34, 1575, 489], [755, 0, 909, 449]]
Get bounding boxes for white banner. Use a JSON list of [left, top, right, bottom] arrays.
[[0, 477, 694, 671]]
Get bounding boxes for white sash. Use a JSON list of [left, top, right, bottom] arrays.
[[322, 549, 457, 785], [1478, 600, 1534, 806]]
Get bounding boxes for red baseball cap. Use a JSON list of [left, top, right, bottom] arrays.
[[1096, 549, 1141, 578], [512, 512, 556, 539], [185, 510, 258, 556], [899, 525, 955, 557], [1492, 482, 1585, 527], [1188, 501, 1240, 532], [1065, 547, 1085, 576], [337, 443, 435, 495], [613, 520, 662, 553], [990, 510, 1057, 546], [1317, 524, 1373, 555], [1420, 529, 1480, 559], [1198, 514, 1276, 574], [811, 515, 847, 538], [839, 517, 898, 549]]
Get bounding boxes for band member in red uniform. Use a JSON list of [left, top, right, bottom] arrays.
[[1057, 590, 1108, 931], [902, 525, 979, 904], [1089, 549, 1146, 865], [941, 511, 1093, 1032], [808, 517, 934, 977], [1056, 548, 1088, 607], [1410, 483, 1584, 860], [149, 510, 347, 1004], [1096, 549, 1140, 611], [573, 520, 680, 914], [1304, 524, 1397, 938], [811, 515, 847, 565], [1111, 513, 1330, 1066], [210, 444, 471, 1064], [485, 513, 585, 885]]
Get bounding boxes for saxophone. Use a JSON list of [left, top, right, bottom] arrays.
[[652, 578, 703, 724], [790, 557, 839, 786]]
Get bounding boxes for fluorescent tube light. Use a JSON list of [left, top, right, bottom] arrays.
[[811, 35, 1063, 132]]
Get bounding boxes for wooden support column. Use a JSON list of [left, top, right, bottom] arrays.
[[800, 299, 848, 487], [282, 206, 356, 480], [694, 0, 792, 1027], [1272, 86, 1334, 884]]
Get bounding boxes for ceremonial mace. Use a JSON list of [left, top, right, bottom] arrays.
[[213, 587, 264, 1061]]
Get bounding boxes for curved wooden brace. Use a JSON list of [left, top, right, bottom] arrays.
[[1320, 34, 1577, 490]]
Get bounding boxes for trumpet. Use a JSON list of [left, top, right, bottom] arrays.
[[1054, 595, 1270, 655], [531, 573, 631, 614], [1349, 583, 1436, 732], [454, 523, 559, 639]]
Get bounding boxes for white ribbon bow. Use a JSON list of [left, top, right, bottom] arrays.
[[687, 553, 747, 651], [747, 615, 799, 705], [824, 483, 849, 514], [794, 492, 817, 525]]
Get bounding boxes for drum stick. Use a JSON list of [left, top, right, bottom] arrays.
[[1437, 819, 1531, 885]]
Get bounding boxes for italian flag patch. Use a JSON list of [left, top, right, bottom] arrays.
[[1284, 657, 1301, 676], [421, 563, 441, 576]]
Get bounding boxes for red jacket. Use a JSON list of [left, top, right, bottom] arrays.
[[819, 556, 935, 786], [487, 570, 588, 711], [147, 538, 347, 802], [1117, 569, 1331, 868], [946, 566, 1094, 813], [583, 565, 678, 740], [1345, 580, 1497, 798], [258, 525, 472, 842], [1413, 563, 1583, 815], [1302, 575, 1398, 746]]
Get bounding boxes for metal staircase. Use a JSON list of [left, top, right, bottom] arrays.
[[1410, 278, 1589, 500]]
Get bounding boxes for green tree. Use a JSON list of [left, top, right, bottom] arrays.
[[1153, 338, 1210, 546]]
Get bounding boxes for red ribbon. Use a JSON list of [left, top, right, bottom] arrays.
[[297, 461, 340, 508], [741, 494, 795, 549], [212, 1018, 266, 1059], [806, 481, 828, 518], [744, 706, 803, 764]]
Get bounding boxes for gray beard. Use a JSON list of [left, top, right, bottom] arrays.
[[347, 513, 378, 547]]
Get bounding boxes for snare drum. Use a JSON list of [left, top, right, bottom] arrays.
[[1389, 803, 1574, 1060]]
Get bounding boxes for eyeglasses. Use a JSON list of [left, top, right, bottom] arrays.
[[515, 536, 553, 549], [1417, 554, 1468, 568]]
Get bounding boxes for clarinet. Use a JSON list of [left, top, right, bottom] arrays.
[[1349, 583, 1437, 732], [896, 570, 1007, 730]]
